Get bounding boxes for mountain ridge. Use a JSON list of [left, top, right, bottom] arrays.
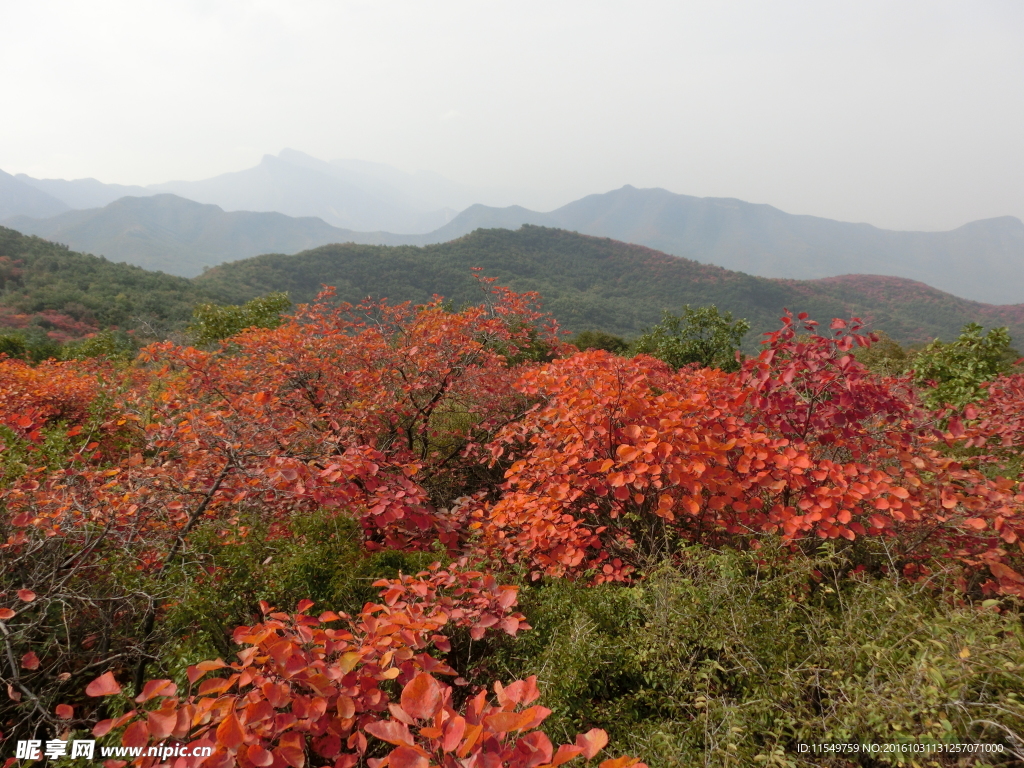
[[193, 225, 1024, 349], [0, 169, 71, 220], [2, 194, 419, 275], [3, 170, 1023, 303], [419, 187, 1024, 304]]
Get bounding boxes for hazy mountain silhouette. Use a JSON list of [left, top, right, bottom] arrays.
[[15, 174, 156, 209], [4, 163, 1024, 303], [3, 194, 416, 276], [0, 170, 70, 220], [8, 150, 521, 234], [417, 187, 1024, 304], [146, 152, 454, 233]]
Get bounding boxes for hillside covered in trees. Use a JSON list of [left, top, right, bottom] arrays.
[[3, 224, 1024, 358], [196, 225, 1024, 348], [0, 226, 218, 340]]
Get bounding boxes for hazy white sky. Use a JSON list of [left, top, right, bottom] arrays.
[[2, 0, 1022, 230]]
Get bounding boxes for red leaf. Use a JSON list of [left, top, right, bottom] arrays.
[[17, 590, 36, 602], [442, 716, 466, 753], [388, 747, 428, 768], [93, 711, 137, 737], [276, 745, 305, 768], [246, 745, 275, 767], [0, 609, 14, 620], [20, 651, 40, 670], [56, 704, 74, 719], [86, 671, 122, 697], [400, 673, 442, 720], [514, 732, 553, 766]]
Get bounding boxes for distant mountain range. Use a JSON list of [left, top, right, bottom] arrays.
[[413, 188, 1024, 305], [0, 169, 71, 220], [7, 149, 522, 233], [3, 195, 370, 275], [2, 154, 1023, 304]]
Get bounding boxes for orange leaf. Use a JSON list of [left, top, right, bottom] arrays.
[[365, 719, 413, 746], [616, 445, 640, 463], [516, 705, 552, 730], [0, 608, 15, 620], [576, 728, 609, 759], [56, 704, 74, 719], [196, 659, 228, 672], [136, 678, 177, 703], [990, 562, 1024, 584], [17, 589, 36, 602], [400, 673, 442, 720], [551, 745, 585, 766], [215, 710, 246, 752], [86, 672, 122, 697], [337, 695, 356, 719], [456, 723, 483, 758], [122, 720, 149, 748], [600, 758, 641, 768], [484, 711, 528, 733], [148, 709, 178, 740]]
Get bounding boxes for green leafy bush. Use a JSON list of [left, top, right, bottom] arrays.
[[493, 544, 1024, 767], [569, 330, 631, 354], [633, 305, 750, 371], [913, 323, 1019, 408], [186, 292, 292, 346]]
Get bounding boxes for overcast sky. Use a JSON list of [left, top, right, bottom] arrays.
[[2, 0, 1022, 230]]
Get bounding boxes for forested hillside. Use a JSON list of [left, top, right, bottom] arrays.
[[4, 223, 1024, 355], [0, 226, 218, 340], [196, 225, 1024, 347]]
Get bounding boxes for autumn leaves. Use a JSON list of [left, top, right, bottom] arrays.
[[3, 282, 1023, 764]]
